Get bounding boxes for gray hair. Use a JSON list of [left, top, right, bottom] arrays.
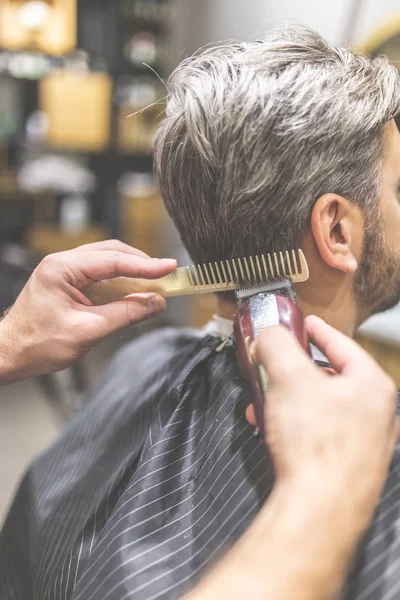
[[154, 26, 400, 263]]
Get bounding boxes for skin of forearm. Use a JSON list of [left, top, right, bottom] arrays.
[[0, 314, 30, 384], [187, 479, 372, 600]]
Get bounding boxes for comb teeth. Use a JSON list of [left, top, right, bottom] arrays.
[[83, 249, 309, 303], [185, 249, 308, 289]]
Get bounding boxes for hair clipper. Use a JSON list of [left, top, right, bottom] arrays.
[[234, 279, 311, 440]]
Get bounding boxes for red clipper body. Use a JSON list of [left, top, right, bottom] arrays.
[[234, 283, 311, 440]]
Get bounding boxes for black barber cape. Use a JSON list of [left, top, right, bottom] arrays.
[[1, 321, 400, 600]]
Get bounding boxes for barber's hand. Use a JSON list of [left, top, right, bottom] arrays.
[[189, 319, 399, 600], [0, 240, 177, 383], [251, 316, 399, 522]]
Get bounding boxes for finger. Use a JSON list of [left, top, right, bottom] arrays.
[[63, 251, 177, 288], [245, 404, 257, 427], [322, 366, 337, 376], [305, 315, 377, 376], [87, 293, 166, 336], [254, 325, 318, 387], [72, 240, 150, 259]]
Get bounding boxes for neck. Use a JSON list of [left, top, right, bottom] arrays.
[[217, 279, 362, 338], [295, 280, 360, 338]]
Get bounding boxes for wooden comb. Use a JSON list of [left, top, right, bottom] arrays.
[[83, 249, 309, 305]]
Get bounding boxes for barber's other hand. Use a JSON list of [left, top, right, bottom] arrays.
[[188, 319, 398, 600], [0, 240, 177, 383], [253, 316, 399, 524]]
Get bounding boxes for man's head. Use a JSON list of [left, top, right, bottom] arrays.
[[154, 26, 400, 327]]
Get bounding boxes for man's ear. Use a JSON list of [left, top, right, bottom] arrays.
[[311, 194, 362, 274]]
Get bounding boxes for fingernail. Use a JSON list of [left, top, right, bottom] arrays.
[[148, 295, 167, 314]]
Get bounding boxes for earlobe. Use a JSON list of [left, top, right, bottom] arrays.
[[311, 194, 359, 274]]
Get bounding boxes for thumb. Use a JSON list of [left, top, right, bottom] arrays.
[[254, 325, 317, 387], [305, 315, 376, 376], [88, 293, 166, 337]]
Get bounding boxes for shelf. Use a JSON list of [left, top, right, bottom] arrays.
[[113, 59, 166, 79], [0, 173, 42, 199], [119, 12, 170, 31], [25, 224, 108, 255], [0, 173, 20, 196]]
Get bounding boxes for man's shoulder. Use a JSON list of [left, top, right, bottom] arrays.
[[116, 326, 206, 361], [89, 325, 218, 404], [108, 326, 209, 381]]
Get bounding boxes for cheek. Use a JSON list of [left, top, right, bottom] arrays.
[[380, 199, 400, 252]]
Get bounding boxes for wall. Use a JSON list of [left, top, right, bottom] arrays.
[[197, 0, 349, 45], [355, 0, 400, 45], [178, 0, 400, 52]]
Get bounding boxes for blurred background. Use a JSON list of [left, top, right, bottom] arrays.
[[0, 0, 399, 522]]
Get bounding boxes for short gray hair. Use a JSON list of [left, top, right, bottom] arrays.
[[154, 26, 400, 263]]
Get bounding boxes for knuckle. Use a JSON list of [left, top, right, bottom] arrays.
[[40, 253, 57, 268], [126, 303, 140, 323], [69, 317, 99, 348], [107, 251, 125, 278], [365, 373, 398, 414], [109, 239, 124, 249], [274, 364, 309, 390], [80, 323, 100, 345], [111, 249, 123, 262], [102, 239, 124, 252], [37, 253, 61, 280], [125, 300, 147, 323]]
